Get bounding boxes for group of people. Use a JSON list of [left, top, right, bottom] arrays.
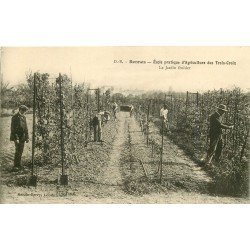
[[91, 109, 111, 142], [10, 101, 233, 172], [91, 102, 122, 142], [9, 103, 119, 171], [91, 102, 134, 142], [160, 103, 234, 167]]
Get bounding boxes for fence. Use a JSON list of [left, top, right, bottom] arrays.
[[30, 72, 112, 185]]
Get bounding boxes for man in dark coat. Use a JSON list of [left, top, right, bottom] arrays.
[[10, 105, 29, 171], [91, 111, 103, 142], [205, 104, 233, 166]]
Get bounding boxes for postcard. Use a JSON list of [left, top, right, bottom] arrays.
[[0, 47, 249, 203]]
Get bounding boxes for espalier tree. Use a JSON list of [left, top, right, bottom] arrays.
[[129, 88, 249, 196], [28, 72, 113, 172]]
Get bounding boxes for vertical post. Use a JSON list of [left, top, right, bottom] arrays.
[[195, 92, 199, 148], [86, 89, 89, 144], [71, 74, 73, 108], [233, 95, 238, 153], [146, 100, 151, 146], [186, 91, 189, 107], [29, 73, 38, 186], [220, 88, 224, 102], [97, 88, 100, 112], [89, 89, 93, 143], [170, 94, 173, 126], [0, 48, 3, 111], [185, 91, 189, 120], [159, 118, 164, 183], [200, 93, 204, 132], [153, 99, 156, 115], [31, 73, 36, 176], [102, 93, 104, 109], [70, 67, 74, 122], [59, 73, 65, 175], [59, 73, 68, 185]]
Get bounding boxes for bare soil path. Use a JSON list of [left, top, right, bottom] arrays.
[[0, 113, 249, 203], [95, 114, 125, 186]]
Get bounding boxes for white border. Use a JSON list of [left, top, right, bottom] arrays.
[[1, 1, 249, 250]]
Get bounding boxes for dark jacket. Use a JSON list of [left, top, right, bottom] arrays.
[[10, 112, 29, 141], [92, 116, 100, 127], [209, 111, 231, 138]]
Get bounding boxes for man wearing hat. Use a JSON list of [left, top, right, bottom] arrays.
[[10, 105, 29, 171], [91, 111, 103, 142], [205, 104, 234, 166]]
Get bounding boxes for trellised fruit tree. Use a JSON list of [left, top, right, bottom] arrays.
[[127, 88, 249, 196], [27, 72, 113, 178]]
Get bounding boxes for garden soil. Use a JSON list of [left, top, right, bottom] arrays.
[[0, 113, 249, 204]]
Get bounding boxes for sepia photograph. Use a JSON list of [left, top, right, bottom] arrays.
[[0, 46, 249, 204]]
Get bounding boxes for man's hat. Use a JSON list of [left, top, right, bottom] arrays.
[[217, 104, 228, 112], [19, 105, 29, 111]]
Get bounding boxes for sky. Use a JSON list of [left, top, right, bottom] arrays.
[[1, 47, 249, 93]]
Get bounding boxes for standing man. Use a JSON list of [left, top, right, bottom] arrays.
[[205, 104, 234, 166], [129, 105, 134, 117], [160, 104, 169, 130], [92, 111, 103, 142], [112, 102, 118, 120], [10, 105, 29, 171]]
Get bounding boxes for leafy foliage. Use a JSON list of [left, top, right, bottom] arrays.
[[29, 72, 113, 171], [127, 88, 249, 196]]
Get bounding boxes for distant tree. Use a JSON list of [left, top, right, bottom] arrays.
[[0, 82, 16, 109], [112, 93, 126, 103], [1, 71, 52, 110]]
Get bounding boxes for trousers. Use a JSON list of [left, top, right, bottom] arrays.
[[206, 135, 223, 163], [113, 110, 117, 119], [93, 124, 102, 142], [14, 141, 25, 168], [160, 117, 169, 132]]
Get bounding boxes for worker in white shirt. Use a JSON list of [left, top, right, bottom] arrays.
[[160, 104, 169, 130], [129, 105, 134, 117], [112, 102, 118, 119]]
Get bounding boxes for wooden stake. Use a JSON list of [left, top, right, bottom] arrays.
[[146, 100, 151, 146], [186, 91, 189, 107], [159, 118, 164, 183], [86, 89, 89, 143], [31, 73, 37, 176], [58, 73, 65, 175], [97, 88, 100, 112]]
